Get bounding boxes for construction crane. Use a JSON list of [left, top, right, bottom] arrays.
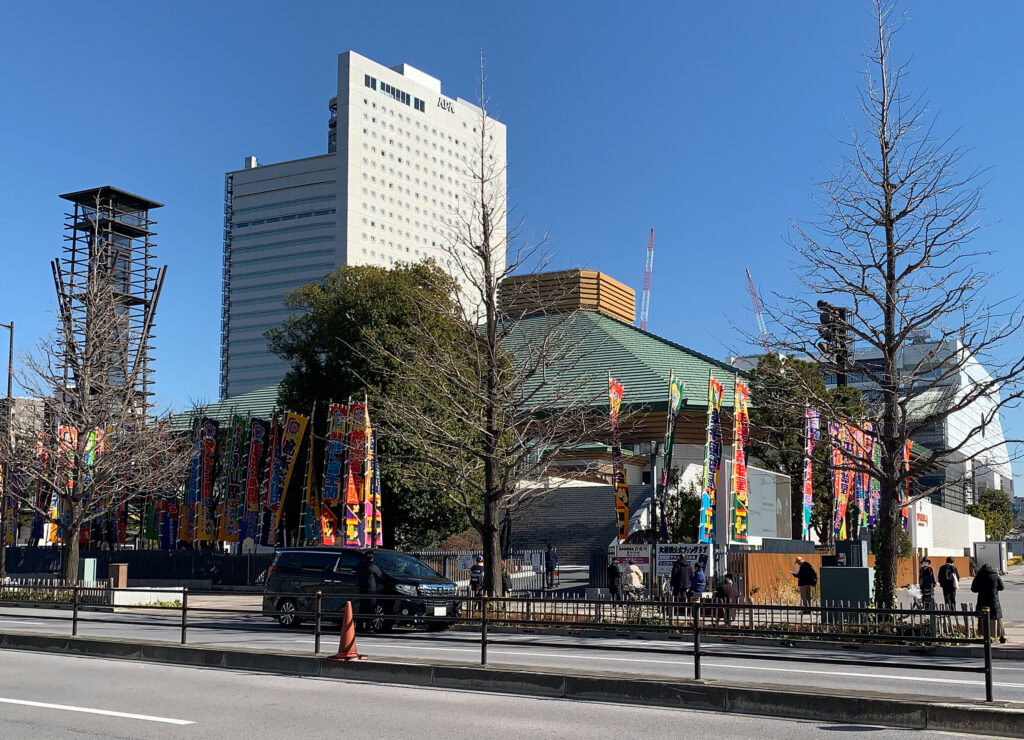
[[746, 268, 771, 353], [639, 228, 654, 331]]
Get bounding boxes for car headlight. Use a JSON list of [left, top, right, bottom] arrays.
[[394, 584, 417, 596]]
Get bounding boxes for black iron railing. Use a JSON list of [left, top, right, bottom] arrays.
[[0, 585, 998, 702]]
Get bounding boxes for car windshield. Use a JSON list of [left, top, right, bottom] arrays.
[[373, 552, 441, 580]]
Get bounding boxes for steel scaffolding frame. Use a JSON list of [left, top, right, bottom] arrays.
[[53, 187, 166, 419]]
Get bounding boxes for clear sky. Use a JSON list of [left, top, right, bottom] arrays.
[[2, 2, 1023, 483]]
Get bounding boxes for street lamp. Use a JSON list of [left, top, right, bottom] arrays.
[[0, 320, 12, 581]]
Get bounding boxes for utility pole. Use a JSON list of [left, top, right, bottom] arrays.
[[0, 320, 13, 581]]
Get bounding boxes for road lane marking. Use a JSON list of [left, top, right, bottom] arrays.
[[0, 620, 45, 625], [0, 698, 193, 725], [327, 642, 1024, 688]]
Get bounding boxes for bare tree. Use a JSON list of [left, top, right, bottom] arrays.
[[767, 1, 1024, 607], [366, 59, 619, 595], [0, 218, 188, 583]]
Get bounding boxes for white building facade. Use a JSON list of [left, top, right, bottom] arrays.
[[220, 51, 507, 398], [841, 337, 1014, 513]]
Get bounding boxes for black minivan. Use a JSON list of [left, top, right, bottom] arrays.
[[261, 547, 459, 632]]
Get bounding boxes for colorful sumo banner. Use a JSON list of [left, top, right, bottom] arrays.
[[698, 376, 724, 544]]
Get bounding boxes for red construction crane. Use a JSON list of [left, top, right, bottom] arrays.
[[639, 228, 654, 331], [746, 268, 771, 352]]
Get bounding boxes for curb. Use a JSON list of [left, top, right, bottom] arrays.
[[451, 624, 1024, 661], [1, 631, 1021, 736]]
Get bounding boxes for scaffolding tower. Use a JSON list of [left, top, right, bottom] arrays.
[[54, 186, 167, 419]]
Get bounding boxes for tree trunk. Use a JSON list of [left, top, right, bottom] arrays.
[[62, 527, 81, 584], [482, 495, 502, 596], [874, 473, 900, 608]]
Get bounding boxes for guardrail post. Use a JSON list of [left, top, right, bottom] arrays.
[[180, 588, 189, 645], [693, 599, 702, 680], [480, 595, 488, 666], [982, 607, 993, 702], [314, 591, 323, 655], [71, 584, 80, 637]]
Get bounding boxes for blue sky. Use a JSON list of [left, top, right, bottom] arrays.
[[3, 2, 1023, 482]]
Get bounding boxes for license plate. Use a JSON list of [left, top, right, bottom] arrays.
[[432, 606, 447, 617]]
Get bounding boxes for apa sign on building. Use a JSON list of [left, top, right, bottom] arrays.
[[654, 543, 713, 579]]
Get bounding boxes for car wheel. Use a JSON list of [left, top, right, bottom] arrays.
[[277, 598, 302, 628], [367, 603, 393, 634]]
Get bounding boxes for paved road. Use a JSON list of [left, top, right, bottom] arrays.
[[0, 650, 988, 739], [2, 603, 1022, 703]]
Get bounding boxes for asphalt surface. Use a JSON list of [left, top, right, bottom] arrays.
[[0, 650, 991, 739], [1, 602, 1022, 703]]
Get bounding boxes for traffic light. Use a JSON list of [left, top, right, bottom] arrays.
[[816, 300, 849, 386]]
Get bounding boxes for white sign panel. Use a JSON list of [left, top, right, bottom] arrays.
[[457, 554, 475, 571], [610, 544, 652, 574], [654, 543, 713, 579]]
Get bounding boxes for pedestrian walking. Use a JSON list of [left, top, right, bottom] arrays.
[[607, 557, 623, 601], [545, 544, 559, 589], [669, 554, 693, 603], [469, 555, 485, 597], [938, 557, 960, 609], [356, 550, 384, 630], [971, 562, 1007, 644], [918, 557, 937, 609], [714, 575, 740, 625], [791, 557, 817, 613]]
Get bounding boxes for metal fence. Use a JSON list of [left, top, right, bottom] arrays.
[[410, 550, 548, 592], [0, 577, 112, 607], [0, 585, 998, 702], [2, 547, 274, 586]]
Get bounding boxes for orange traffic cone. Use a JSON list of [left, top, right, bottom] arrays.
[[329, 601, 363, 662]]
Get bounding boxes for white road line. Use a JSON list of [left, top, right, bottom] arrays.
[[0, 697, 193, 725], [330, 642, 1024, 689], [0, 620, 45, 625]]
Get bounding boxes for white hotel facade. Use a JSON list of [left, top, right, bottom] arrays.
[[220, 51, 507, 398]]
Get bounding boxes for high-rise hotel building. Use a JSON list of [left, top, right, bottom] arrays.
[[220, 51, 507, 398]]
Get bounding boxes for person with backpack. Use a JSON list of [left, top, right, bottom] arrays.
[[938, 557, 961, 609], [791, 557, 817, 613], [919, 557, 937, 609], [469, 555, 485, 597]]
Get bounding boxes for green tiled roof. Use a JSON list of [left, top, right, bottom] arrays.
[[505, 311, 746, 412], [168, 384, 281, 432], [170, 310, 746, 431]]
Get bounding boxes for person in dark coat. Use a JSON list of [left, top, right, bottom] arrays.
[[938, 557, 961, 609], [356, 550, 385, 628], [791, 557, 817, 613], [670, 554, 693, 603], [714, 576, 740, 625], [545, 544, 559, 589], [607, 558, 623, 600], [971, 563, 1006, 643], [918, 557, 937, 609]]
